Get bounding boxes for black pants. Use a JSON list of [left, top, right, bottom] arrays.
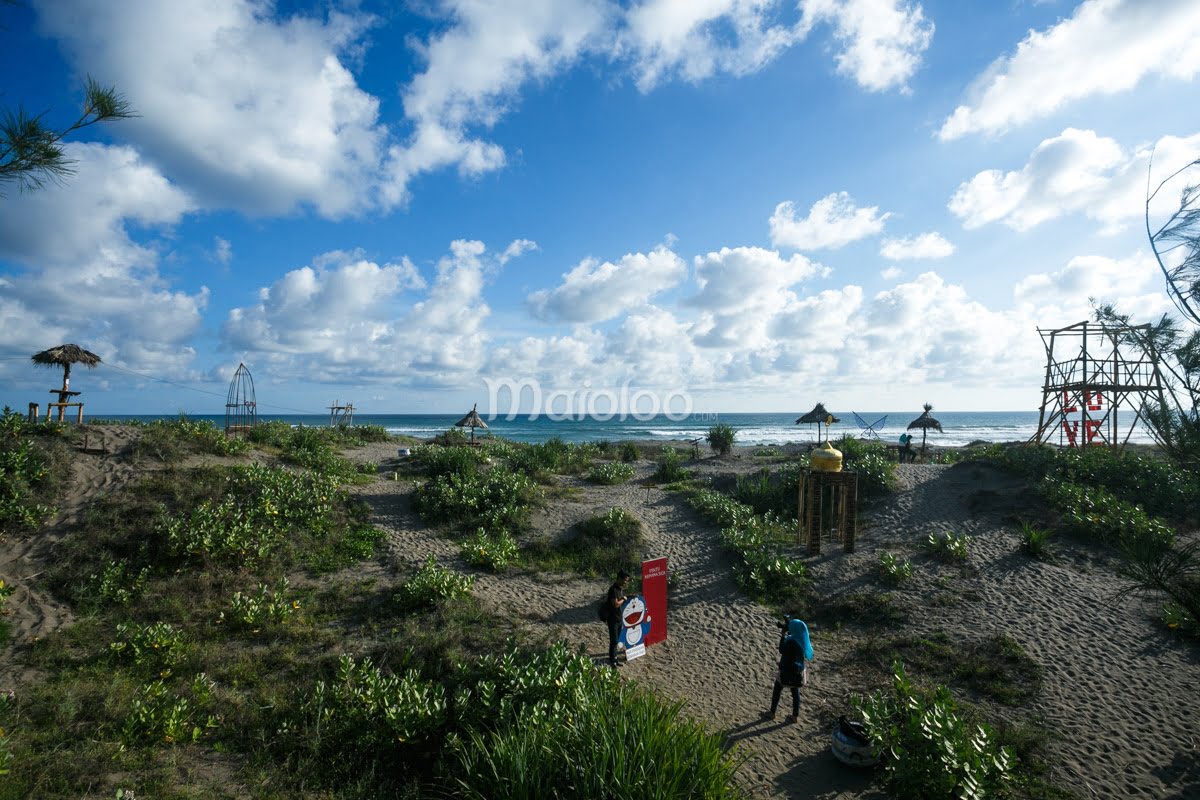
[[607, 616, 622, 665], [770, 679, 800, 717]]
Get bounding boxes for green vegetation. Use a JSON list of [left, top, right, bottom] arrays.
[[814, 590, 906, 628], [856, 633, 1042, 706], [126, 416, 251, 462], [689, 490, 808, 611], [413, 468, 538, 532], [618, 442, 641, 462], [855, 663, 1015, 800], [526, 507, 644, 578], [877, 551, 914, 585], [459, 527, 520, 573], [1116, 536, 1200, 639], [706, 423, 736, 456], [833, 435, 897, 500], [1040, 478, 1174, 552], [923, 531, 971, 562], [653, 446, 691, 483], [396, 556, 476, 611], [0, 408, 72, 531], [1019, 521, 1054, 560], [587, 461, 635, 485]]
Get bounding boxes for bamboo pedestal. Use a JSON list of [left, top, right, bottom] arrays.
[[796, 469, 859, 555]]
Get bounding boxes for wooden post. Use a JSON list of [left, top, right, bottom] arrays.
[[27, 403, 38, 424], [805, 473, 820, 556]]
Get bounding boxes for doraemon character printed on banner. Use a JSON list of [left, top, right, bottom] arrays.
[[618, 595, 652, 661]]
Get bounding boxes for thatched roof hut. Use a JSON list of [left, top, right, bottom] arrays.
[[455, 403, 489, 443], [31, 343, 102, 392], [906, 403, 943, 449], [796, 402, 840, 442]]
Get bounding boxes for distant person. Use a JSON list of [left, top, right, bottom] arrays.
[[766, 618, 813, 723], [604, 570, 630, 667], [899, 433, 915, 463]]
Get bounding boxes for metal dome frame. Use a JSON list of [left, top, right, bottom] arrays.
[[225, 362, 258, 435]]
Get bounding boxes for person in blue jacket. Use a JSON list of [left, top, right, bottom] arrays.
[[766, 618, 813, 723]]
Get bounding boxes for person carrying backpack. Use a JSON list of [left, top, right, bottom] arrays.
[[600, 570, 630, 667], [765, 618, 812, 723]]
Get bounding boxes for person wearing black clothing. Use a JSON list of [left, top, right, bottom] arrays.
[[767, 618, 812, 723], [604, 571, 630, 667]]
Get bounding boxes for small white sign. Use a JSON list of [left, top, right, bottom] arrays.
[[625, 643, 646, 661]]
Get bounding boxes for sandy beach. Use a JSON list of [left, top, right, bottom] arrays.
[[2, 428, 1198, 798]]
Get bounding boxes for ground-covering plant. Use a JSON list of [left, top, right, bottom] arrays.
[[503, 437, 598, 476], [460, 528, 519, 572], [413, 444, 484, 477], [923, 531, 971, 562], [128, 416, 251, 463], [856, 633, 1042, 706], [619, 442, 641, 462], [526, 507, 644, 578], [222, 578, 299, 631], [815, 591, 906, 628], [108, 621, 187, 672], [587, 461, 635, 485], [878, 551, 914, 585], [834, 435, 897, 500], [1040, 478, 1174, 552], [413, 468, 537, 531], [855, 663, 1015, 800], [89, 560, 150, 607], [396, 556, 475, 611], [1019, 521, 1054, 560], [689, 490, 808, 609], [706, 422, 736, 456], [974, 443, 1200, 525]]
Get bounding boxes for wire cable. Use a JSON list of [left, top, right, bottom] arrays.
[[94, 362, 325, 416]]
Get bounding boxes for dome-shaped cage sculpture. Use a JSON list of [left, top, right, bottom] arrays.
[[225, 363, 258, 435]]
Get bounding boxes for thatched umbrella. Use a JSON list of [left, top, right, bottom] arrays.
[[906, 403, 943, 450], [31, 343, 102, 394], [796, 402, 840, 443], [455, 403, 489, 443]]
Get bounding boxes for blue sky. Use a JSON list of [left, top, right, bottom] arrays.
[[2, 0, 1198, 416]]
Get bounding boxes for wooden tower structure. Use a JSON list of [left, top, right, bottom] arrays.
[[1033, 321, 1169, 449], [328, 400, 354, 427], [225, 363, 258, 435], [796, 469, 859, 555]]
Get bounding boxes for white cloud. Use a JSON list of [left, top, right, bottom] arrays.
[[948, 128, 1200, 233], [528, 244, 686, 323], [385, 0, 611, 205], [1012, 252, 1172, 323], [222, 240, 512, 386], [880, 231, 955, 260], [799, 0, 934, 92], [689, 246, 828, 347], [939, 0, 1200, 140], [0, 143, 206, 375], [880, 266, 904, 280], [38, 0, 394, 218], [214, 237, 233, 265], [770, 192, 891, 250], [619, 0, 803, 91], [499, 239, 539, 264]]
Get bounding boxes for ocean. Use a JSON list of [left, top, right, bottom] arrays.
[[91, 411, 1158, 448]]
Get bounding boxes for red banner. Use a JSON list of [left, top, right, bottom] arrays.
[[641, 557, 668, 646]]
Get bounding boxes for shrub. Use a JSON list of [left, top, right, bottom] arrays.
[[1116, 536, 1200, 638], [412, 468, 537, 531], [587, 461, 635, 485], [734, 466, 804, 518], [706, 423, 736, 456], [0, 411, 58, 530], [396, 556, 475, 610], [108, 621, 187, 671], [123, 673, 218, 746], [414, 445, 484, 478], [534, 507, 644, 578], [291, 654, 447, 767], [878, 551, 913, 585], [89, 559, 149, 607], [923, 531, 971, 562], [619, 442, 641, 463], [1019, 521, 1053, 560], [460, 528, 520, 573], [653, 446, 690, 483], [446, 645, 743, 799], [854, 663, 1014, 800], [222, 578, 299, 631]]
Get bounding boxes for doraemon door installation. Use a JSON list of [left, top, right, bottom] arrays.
[[618, 595, 652, 661]]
